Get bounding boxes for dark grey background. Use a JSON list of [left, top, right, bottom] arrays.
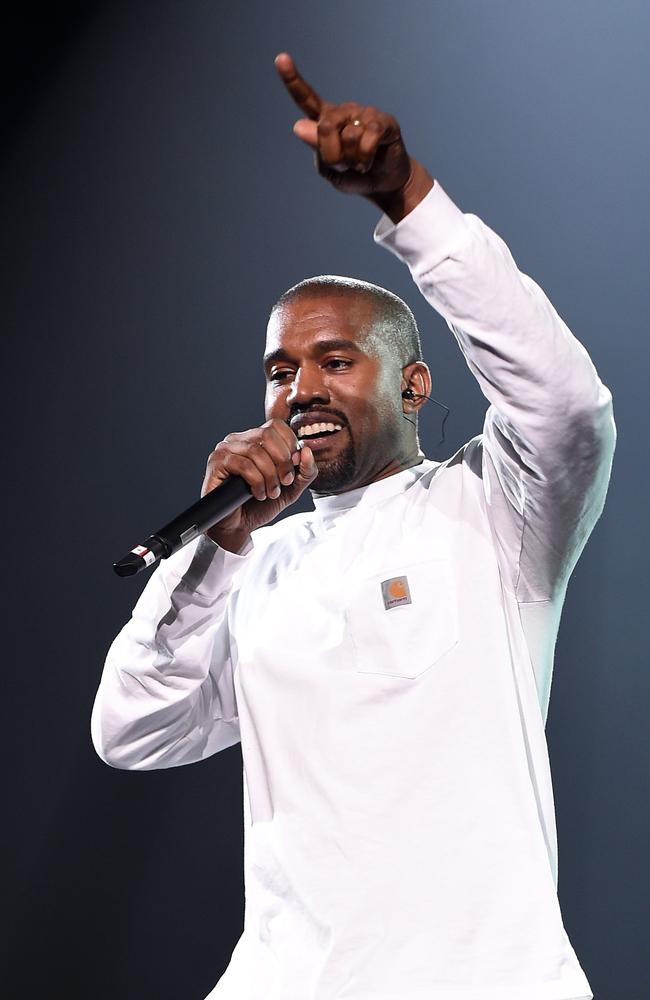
[[2, 2, 647, 998]]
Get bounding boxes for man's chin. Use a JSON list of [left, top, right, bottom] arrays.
[[310, 448, 358, 495]]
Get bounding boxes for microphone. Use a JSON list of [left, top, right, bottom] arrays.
[[113, 475, 253, 578]]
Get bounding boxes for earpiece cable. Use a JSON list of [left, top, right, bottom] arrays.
[[402, 391, 451, 449]]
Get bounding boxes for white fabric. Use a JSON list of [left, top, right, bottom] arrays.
[[91, 180, 615, 1000]]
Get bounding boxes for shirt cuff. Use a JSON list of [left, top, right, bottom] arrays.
[[373, 179, 472, 278], [159, 532, 253, 599]]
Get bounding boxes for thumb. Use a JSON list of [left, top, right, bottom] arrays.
[[276, 444, 318, 509], [293, 118, 318, 147], [295, 444, 318, 484]]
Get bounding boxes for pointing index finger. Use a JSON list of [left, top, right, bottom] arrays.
[[274, 52, 323, 120]]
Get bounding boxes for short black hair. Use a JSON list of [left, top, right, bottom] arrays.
[[270, 275, 423, 367]]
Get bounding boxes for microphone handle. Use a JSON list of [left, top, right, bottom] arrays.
[[113, 475, 252, 578]]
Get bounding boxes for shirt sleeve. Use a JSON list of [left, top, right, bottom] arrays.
[[374, 180, 616, 604], [91, 534, 251, 770]]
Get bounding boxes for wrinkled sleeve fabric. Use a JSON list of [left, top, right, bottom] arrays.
[[374, 180, 616, 607], [91, 535, 251, 770]]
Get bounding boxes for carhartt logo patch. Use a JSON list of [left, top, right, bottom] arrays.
[[381, 575, 412, 610]]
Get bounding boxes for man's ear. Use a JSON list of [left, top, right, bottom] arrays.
[[401, 361, 432, 411]]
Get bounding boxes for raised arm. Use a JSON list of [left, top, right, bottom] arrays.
[[275, 52, 616, 607], [374, 184, 616, 603]]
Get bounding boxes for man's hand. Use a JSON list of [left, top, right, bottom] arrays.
[[201, 419, 318, 554], [275, 52, 433, 224]]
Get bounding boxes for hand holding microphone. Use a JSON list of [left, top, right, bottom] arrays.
[[113, 420, 317, 576], [202, 419, 317, 553]]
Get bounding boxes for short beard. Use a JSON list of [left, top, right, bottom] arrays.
[[310, 436, 358, 494]]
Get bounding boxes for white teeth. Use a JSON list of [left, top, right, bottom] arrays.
[[297, 422, 343, 438]]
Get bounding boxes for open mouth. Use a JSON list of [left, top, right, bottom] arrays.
[[296, 421, 344, 441]]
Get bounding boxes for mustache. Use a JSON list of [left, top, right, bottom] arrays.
[[287, 406, 349, 426]]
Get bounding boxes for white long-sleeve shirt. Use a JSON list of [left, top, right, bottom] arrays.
[[91, 180, 615, 1000]]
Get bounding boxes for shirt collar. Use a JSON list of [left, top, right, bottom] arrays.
[[310, 458, 435, 518]]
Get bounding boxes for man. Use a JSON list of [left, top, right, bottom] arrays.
[[91, 53, 615, 1000]]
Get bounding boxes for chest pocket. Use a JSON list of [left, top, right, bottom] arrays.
[[344, 555, 459, 679]]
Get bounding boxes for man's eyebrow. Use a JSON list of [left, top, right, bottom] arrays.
[[263, 338, 363, 368]]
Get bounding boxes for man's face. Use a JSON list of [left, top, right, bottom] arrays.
[[264, 292, 407, 494]]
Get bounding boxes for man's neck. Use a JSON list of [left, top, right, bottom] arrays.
[[310, 451, 425, 499]]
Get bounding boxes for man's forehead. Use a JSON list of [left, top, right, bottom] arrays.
[[265, 292, 377, 351]]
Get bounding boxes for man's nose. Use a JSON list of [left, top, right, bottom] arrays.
[[286, 365, 329, 406]]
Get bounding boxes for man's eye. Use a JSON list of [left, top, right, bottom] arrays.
[[325, 358, 352, 370], [270, 370, 294, 382]]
